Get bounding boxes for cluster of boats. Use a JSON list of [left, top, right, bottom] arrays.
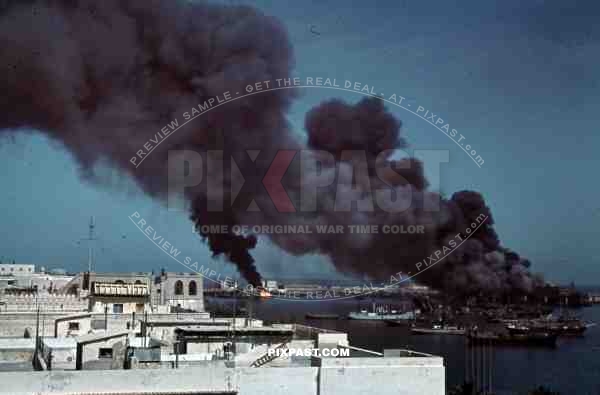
[[504, 315, 595, 337], [304, 303, 596, 349], [409, 315, 596, 348]]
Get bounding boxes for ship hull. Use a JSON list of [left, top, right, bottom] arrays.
[[348, 312, 416, 320]]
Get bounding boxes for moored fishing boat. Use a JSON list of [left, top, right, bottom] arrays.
[[411, 323, 466, 335]]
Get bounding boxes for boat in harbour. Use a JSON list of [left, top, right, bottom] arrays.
[[506, 314, 595, 337], [347, 303, 419, 321], [411, 323, 466, 335]]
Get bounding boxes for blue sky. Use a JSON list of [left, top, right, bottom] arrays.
[[1, 0, 598, 284]]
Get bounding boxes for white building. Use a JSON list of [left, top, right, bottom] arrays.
[[0, 263, 74, 294], [89, 281, 151, 314]]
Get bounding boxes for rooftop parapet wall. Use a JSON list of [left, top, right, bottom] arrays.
[[318, 357, 445, 395], [0, 293, 87, 313], [0, 359, 444, 395], [1, 293, 82, 300]]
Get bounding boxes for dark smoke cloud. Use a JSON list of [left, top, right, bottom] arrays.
[[0, 0, 297, 286], [305, 97, 405, 159], [0, 0, 541, 294], [381, 158, 429, 191]]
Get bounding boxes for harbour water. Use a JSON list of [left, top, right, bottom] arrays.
[[212, 297, 600, 394]]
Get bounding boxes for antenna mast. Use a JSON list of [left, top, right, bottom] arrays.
[[85, 216, 96, 272]]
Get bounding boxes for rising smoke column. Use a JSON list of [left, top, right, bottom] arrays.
[[0, 0, 540, 294], [302, 98, 541, 294], [0, 0, 298, 286]]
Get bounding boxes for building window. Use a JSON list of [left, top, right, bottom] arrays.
[[189, 280, 197, 296], [174, 280, 184, 295], [68, 322, 80, 331], [135, 280, 142, 285], [98, 348, 113, 359], [114, 280, 125, 285], [113, 304, 124, 314]]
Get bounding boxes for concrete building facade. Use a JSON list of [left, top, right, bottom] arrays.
[[153, 271, 204, 312], [88, 281, 151, 315]]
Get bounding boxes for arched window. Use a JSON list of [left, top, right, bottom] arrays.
[[134, 280, 142, 285], [189, 281, 197, 296], [174, 280, 184, 295], [114, 280, 125, 285]]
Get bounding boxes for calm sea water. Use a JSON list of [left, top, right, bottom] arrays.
[[210, 297, 600, 395]]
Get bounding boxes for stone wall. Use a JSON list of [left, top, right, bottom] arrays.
[[0, 313, 73, 337], [0, 339, 35, 363]]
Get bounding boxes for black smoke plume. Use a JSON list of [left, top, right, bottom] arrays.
[[0, 0, 541, 293]]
